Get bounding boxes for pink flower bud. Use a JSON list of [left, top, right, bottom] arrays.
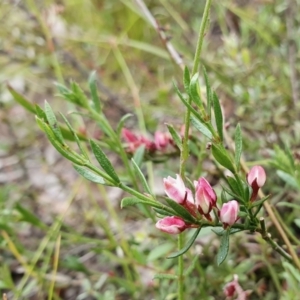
[[194, 178, 217, 215], [122, 128, 139, 143], [154, 131, 170, 150], [247, 166, 266, 189], [164, 175, 187, 204], [156, 216, 187, 234], [220, 200, 239, 227]]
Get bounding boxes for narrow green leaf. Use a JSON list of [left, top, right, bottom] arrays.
[[164, 198, 196, 223], [73, 165, 105, 184], [44, 101, 64, 144], [131, 158, 152, 195], [71, 81, 89, 108], [173, 81, 206, 123], [117, 113, 133, 136], [7, 85, 36, 114], [212, 144, 235, 173], [133, 145, 145, 167], [217, 229, 230, 265], [183, 66, 191, 93], [166, 124, 182, 151], [226, 176, 243, 197], [234, 124, 242, 170], [15, 203, 46, 229], [153, 274, 178, 280], [60, 113, 89, 159], [277, 170, 300, 190], [184, 255, 199, 276], [203, 66, 212, 116], [250, 195, 270, 208], [212, 92, 223, 142], [147, 243, 174, 262], [121, 197, 144, 208], [212, 228, 242, 237], [167, 228, 201, 259], [90, 140, 120, 184], [153, 207, 174, 217], [88, 71, 101, 113], [36, 117, 86, 165], [191, 116, 213, 139], [189, 73, 202, 107], [35, 104, 47, 120]]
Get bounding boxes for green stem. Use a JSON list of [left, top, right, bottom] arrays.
[[178, 233, 184, 300], [180, 0, 212, 178], [260, 218, 293, 262]]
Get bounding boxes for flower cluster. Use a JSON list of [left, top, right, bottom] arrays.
[[156, 174, 238, 234], [156, 165, 266, 234], [122, 128, 173, 153]]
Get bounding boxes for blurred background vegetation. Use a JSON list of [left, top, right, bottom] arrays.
[[1, 0, 300, 299]]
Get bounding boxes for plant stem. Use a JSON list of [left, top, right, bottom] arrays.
[[180, 0, 212, 178], [260, 218, 293, 263], [178, 233, 184, 300]]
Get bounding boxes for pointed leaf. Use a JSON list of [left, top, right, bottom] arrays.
[[250, 195, 270, 208], [212, 144, 235, 173], [131, 158, 152, 195], [203, 66, 212, 116], [133, 145, 145, 167], [153, 274, 178, 280], [167, 228, 201, 258], [44, 101, 64, 144], [88, 71, 101, 113], [90, 140, 120, 184], [191, 116, 213, 139], [121, 197, 145, 208], [234, 124, 242, 170], [153, 207, 174, 217], [277, 170, 300, 190], [183, 66, 191, 93], [60, 113, 89, 159], [189, 73, 202, 107], [117, 113, 133, 136], [184, 255, 199, 276], [173, 81, 205, 122], [166, 124, 182, 151], [217, 229, 230, 265], [36, 117, 86, 165], [15, 203, 46, 229], [212, 92, 223, 141], [73, 165, 105, 184], [71, 81, 89, 108], [7, 85, 36, 114], [35, 104, 46, 120], [164, 198, 196, 223]]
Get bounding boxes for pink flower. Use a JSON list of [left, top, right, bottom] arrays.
[[154, 131, 170, 150], [223, 275, 247, 300], [247, 166, 266, 201], [164, 174, 187, 204], [194, 178, 217, 215], [122, 128, 156, 153], [247, 166, 266, 188], [220, 200, 239, 227], [156, 216, 187, 234]]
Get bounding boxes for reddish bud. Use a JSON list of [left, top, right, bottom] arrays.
[[194, 178, 217, 215], [247, 166, 266, 201], [220, 200, 239, 227], [155, 216, 187, 234], [247, 166, 266, 188], [154, 131, 170, 150]]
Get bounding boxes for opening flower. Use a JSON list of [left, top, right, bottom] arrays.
[[155, 216, 187, 234]]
